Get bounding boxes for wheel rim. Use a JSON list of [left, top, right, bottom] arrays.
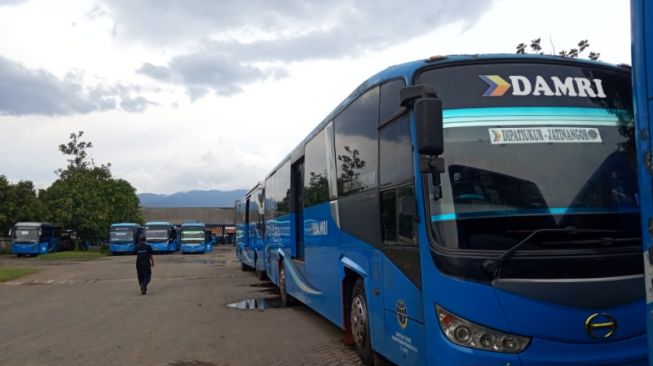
[[351, 295, 367, 347]]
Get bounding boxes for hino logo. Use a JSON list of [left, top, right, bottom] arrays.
[[480, 75, 607, 98]]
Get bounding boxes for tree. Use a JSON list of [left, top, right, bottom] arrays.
[[516, 38, 600, 60], [0, 176, 46, 235], [42, 132, 143, 245]]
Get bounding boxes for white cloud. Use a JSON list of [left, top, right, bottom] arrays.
[[0, 0, 633, 194]]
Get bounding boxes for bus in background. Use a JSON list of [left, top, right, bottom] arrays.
[[10, 222, 61, 256], [255, 55, 645, 365], [235, 183, 266, 279], [108, 223, 142, 255], [180, 221, 212, 254], [144, 221, 179, 253]]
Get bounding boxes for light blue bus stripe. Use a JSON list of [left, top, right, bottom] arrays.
[[443, 107, 630, 118], [431, 206, 639, 222], [442, 107, 632, 128]]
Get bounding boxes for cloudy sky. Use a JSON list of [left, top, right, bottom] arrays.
[[0, 0, 631, 194]]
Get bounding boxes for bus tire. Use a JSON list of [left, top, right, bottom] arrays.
[[279, 262, 289, 307], [240, 262, 248, 271], [255, 258, 266, 280], [351, 278, 373, 365]]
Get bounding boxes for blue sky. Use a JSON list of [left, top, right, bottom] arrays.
[[0, 0, 631, 193]]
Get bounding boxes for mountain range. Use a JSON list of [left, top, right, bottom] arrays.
[[138, 189, 247, 208]]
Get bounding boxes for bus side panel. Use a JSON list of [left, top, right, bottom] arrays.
[[378, 256, 426, 365], [302, 202, 380, 328]]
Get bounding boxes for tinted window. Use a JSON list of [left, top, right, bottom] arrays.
[[381, 185, 417, 246], [379, 79, 405, 124], [335, 86, 379, 195], [417, 62, 632, 111], [276, 161, 291, 217], [380, 114, 413, 186], [265, 177, 276, 220], [304, 129, 330, 207]]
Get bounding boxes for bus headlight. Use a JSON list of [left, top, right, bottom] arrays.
[[436, 305, 530, 353]]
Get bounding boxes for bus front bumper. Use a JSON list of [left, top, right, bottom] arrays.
[[147, 242, 171, 252], [11, 243, 45, 254], [429, 329, 647, 366], [181, 244, 206, 253], [109, 243, 135, 253]]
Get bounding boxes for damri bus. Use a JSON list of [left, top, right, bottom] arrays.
[[235, 183, 267, 279], [108, 223, 142, 255], [252, 54, 645, 365], [180, 221, 212, 254], [10, 222, 61, 256], [144, 221, 179, 253]]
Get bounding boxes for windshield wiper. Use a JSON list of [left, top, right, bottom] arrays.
[[482, 227, 619, 281]]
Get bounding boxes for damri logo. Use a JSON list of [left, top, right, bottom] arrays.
[[480, 75, 607, 98]]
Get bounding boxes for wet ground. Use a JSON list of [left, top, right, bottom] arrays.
[[0, 246, 363, 366]]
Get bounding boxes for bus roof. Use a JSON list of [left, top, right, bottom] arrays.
[[144, 221, 171, 226], [263, 53, 629, 180], [181, 221, 205, 227], [14, 222, 53, 227], [110, 223, 141, 228]]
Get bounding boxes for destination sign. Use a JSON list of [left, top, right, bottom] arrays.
[[489, 127, 602, 144]]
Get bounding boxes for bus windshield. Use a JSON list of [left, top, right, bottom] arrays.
[[109, 228, 134, 242], [13, 226, 40, 243], [145, 225, 169, 241], [418, 62, 640, 252], [181, 229, 204, 242]]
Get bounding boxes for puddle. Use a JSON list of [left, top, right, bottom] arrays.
[[226, 297, 282, 310]]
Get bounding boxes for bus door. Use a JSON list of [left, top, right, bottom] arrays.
[[244, 197, 254, 262], [379, 184, 426, 363], [292, 158, 305, 260]]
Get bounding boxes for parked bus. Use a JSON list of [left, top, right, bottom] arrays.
[[10, 222, 61, 256], [249, 54, 645, 365], [108, 223, 142, 255], [180, 221, 212, 254], [144, 221, 179, 253], [235, 183, 266, 279], [632, 0, 653, 362]]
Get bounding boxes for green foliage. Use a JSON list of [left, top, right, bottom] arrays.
[[41, 131, 143, 243], [0, 176, 47, 235], [0, 267, 37, 282], [516, 38, 600, 60], [0, 131, 142, 244]]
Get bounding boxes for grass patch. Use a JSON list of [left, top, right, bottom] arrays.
[[38, 251, 105, 260], [0, 267, 37, 282]]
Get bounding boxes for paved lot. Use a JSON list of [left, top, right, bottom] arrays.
[[0, 246, 363, 366]]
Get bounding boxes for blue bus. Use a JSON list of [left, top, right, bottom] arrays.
[[180, 221, 212, 254], [235, 183, 267, 279], [10, 222, 61, 256], [631, 1, 653, 363], [108, 223, 142, 255], [144, 221, 179, 253], [250, 54, 645, 365]]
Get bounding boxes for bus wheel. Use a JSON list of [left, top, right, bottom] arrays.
[[279, 262, 289, 307], [240, 262, 248, 271], [351, 278, 373, 365], [255, 260, 266, 280]]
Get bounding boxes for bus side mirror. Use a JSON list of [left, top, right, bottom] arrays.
[[415, 98, 443, 156]]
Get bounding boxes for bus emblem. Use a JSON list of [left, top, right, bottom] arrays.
[[585, 313, 617, 339], [396, 300, 408, 329], [479, 75, 511, 96]]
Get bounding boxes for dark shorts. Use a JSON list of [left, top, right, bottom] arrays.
[[136, 265, 151, 286]]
